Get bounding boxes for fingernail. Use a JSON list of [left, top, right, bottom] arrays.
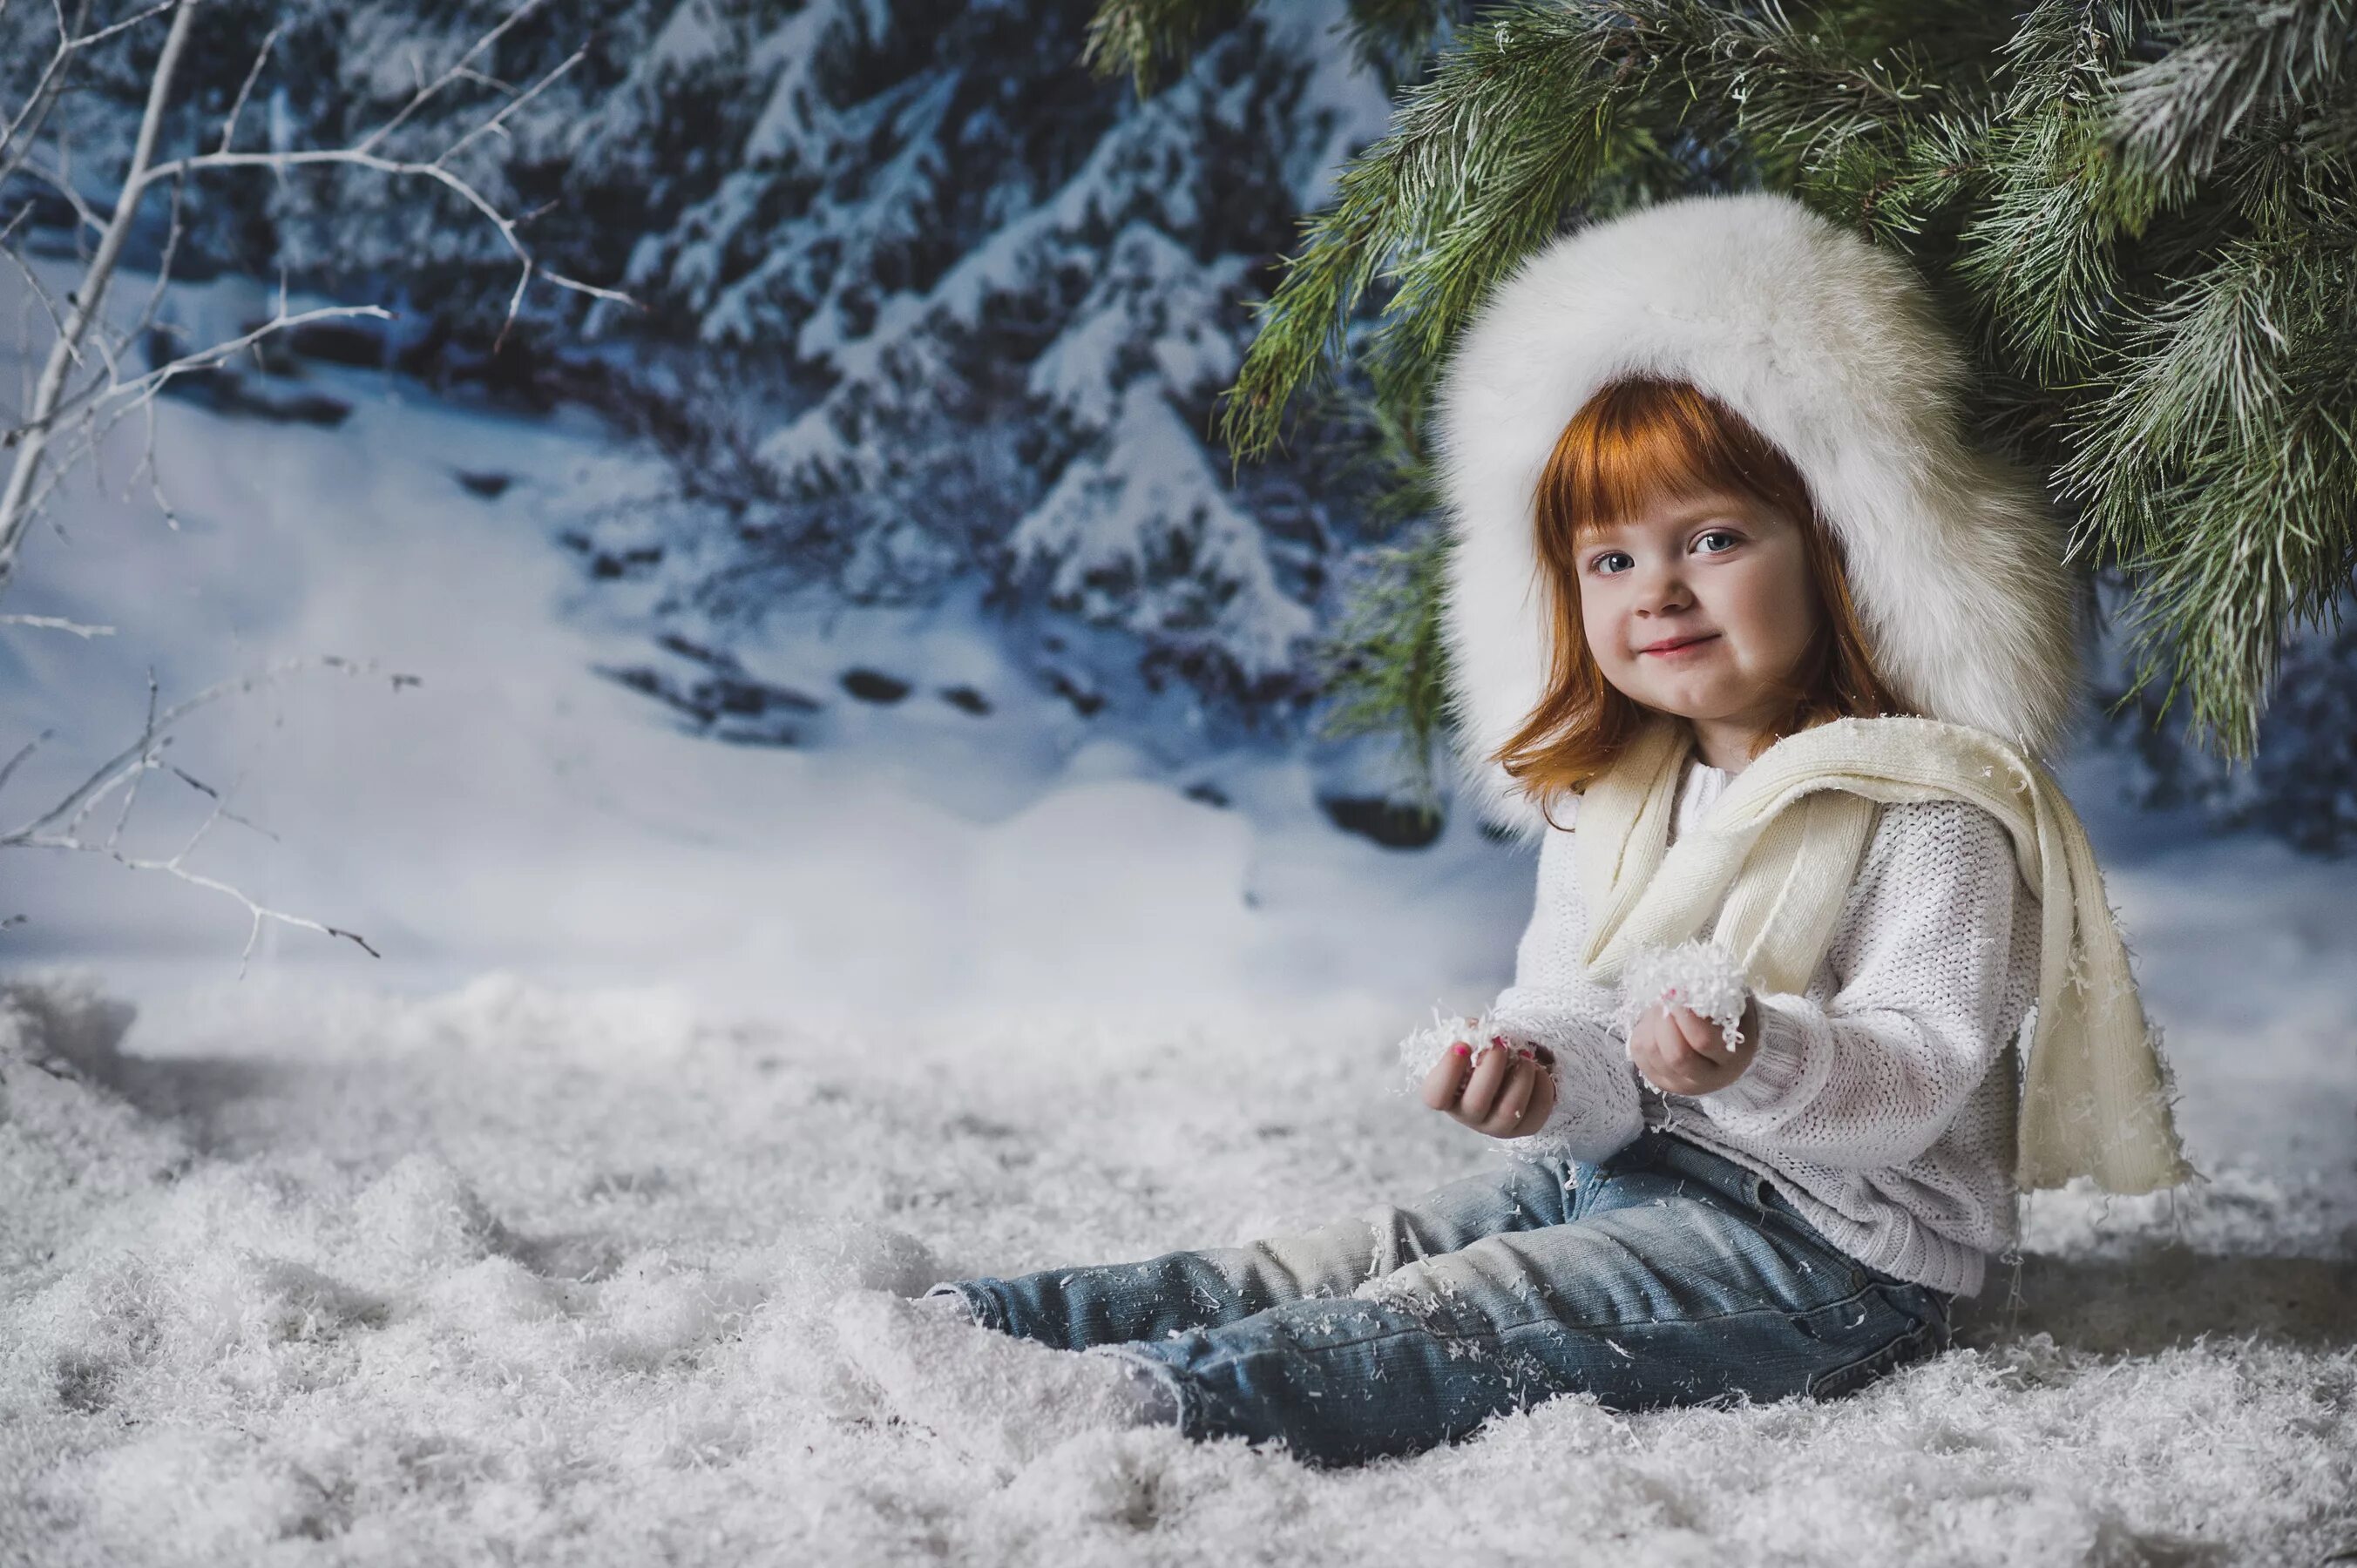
[[1489, 1035, 1508, 1049], [1515, 1046, 1534, 1059], [1451, 1043, 1471, 1058]]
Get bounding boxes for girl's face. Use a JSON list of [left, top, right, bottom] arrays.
[[1574, 484, 1822, 758]]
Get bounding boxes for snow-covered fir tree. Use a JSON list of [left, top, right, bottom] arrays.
[[572, 0, 1394, 709]]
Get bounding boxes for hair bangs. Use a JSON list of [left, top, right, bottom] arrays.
[[1534, 378, 1814, 558]]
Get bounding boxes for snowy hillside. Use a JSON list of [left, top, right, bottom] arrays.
[[0, 279, 1520, 1010]]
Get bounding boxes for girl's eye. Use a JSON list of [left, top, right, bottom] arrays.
[[1589, 551, 1632, 575], [1695, 530, 1740, 555]]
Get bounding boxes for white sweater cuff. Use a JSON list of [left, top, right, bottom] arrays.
[[1700, 992, 1830, 1120], [1485, 991, 1644, 1164], [1498, 1053, 1644, 1166]]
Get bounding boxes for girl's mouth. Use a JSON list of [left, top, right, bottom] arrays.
[[1640, 633, 1719, 658]]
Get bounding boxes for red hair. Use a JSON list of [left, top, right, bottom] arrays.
[[1491, 377, 1907, 821]]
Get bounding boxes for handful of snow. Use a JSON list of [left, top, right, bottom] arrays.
[[1614, 939, 1751, 1055], [1393, 936, 1753, 1095], [1394, 1005, 1506, 1093]]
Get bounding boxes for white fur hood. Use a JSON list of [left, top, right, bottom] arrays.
[[1430, 192, 2086, 842]]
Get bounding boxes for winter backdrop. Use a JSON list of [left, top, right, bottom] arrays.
[[1, 2, 2351, 1565]]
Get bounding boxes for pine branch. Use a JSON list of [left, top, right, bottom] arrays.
[[2109, 0, 2357, 181], [1338, 0, 1460, 76], [2110, 404, 2356, 760], [2058, 236, 2291, 561], [1221, 0, 1943, 461], [1082, 0, 1250, 93], [1947, 3, 2157, 384], [2069, 234, 2357, 757]]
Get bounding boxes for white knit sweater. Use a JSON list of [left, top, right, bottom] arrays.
[[1490, 754, 2039, 1297]]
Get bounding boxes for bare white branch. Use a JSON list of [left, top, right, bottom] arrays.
[[0, 230, 78, 362], [167, 761, 279, 842], [0, 729, 54, 794], [12, 155, 108, 242], [0, 0, 622, 970], [2, 656, 408, 969], [0, 0, 94, 196], [0, 612, 115, 637], [65, 0, 183, 52], [98, 302, 394, 409], [433, 42, 586, 169], [216, 19, 281, 154], [135, 144, 637, 342], [352, 0, 549, 157], [0, 0, 196, 597]]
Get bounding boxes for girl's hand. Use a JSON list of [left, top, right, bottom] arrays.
[[1420, 1017, 1557, 1139], [1627, 997, 1761, 1096]]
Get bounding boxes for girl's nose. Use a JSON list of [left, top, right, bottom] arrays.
[[1633, 561, 1693, 614]]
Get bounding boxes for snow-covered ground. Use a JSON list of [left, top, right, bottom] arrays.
[[3, 313, 2353, 1565]]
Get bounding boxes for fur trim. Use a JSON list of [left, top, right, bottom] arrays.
[[1615, 939, 1751, 1055], [1432, 192, 2087, 843]]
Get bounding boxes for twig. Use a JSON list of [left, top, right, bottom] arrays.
[[2, 656, 408, 970], [0, 612, 114, 636], [215, 20, 281, 154]]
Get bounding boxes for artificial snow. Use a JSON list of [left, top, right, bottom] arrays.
[[3, 924, 2352, 1565], [1615, 939, 1754, 1055]]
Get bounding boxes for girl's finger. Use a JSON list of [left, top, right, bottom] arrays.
[[1666, 1002, 1730, 1060], [1456, 1042, 1513, 1121], [1624, 1017, 1657, 1079], [1485, 1058, 1538, 1136], [1636, 1011, 1677, 1069], [1521, 1058, 1556, 1125], [1631, 1015, 1684, 1093], [1419, 1043, 1473, 1111]]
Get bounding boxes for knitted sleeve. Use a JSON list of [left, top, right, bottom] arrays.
[[1487, 811, 1646, 1165], [1696, 799, 2035, 1168]]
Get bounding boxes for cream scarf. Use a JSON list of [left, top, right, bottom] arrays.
[[1570, 713, 2196, 1195]]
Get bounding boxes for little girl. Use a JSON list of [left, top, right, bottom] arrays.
[[832, 193, 2196, 1470]]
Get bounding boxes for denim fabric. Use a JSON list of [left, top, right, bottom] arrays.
[[927, 1129, 1955, 1467]]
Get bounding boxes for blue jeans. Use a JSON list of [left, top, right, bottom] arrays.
[[927, 1129, 1955, 1467]]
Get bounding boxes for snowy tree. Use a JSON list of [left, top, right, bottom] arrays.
[[563, 0, 1397, 708]]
